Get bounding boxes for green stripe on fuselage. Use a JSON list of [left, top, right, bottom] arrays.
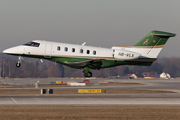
[[6, 53, 155, 69], [48, 56, 156, 69]]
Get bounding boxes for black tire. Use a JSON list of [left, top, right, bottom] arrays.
[[16, 63, 21, 68], [84, 71, 92, 77]]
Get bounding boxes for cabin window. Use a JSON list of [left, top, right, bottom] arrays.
[[57, 46, 61, 51], [87, 50, 90, 54], [23, 42, 40, 47], [72, 48, 75, 52], [65, 47, 68, 52], [80, 49, 83, 53], [93, 50, 96, 55]]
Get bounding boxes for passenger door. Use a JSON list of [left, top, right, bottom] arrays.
[[44, 43, 52, 58]]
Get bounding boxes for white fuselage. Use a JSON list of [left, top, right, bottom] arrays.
[[3, 40, 143, 61], [3, 40, 114, 58]]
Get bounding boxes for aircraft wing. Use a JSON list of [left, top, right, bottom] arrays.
[[67, 59, 104, 69]]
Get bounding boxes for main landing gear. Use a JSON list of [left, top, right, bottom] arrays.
[[16, 56, 23, 68], [84, 71, 92, 77], [83, 68, 92, 77]]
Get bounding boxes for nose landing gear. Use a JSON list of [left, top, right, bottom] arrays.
[[16, 62, 21, 68], [16, 56, 23, 68]]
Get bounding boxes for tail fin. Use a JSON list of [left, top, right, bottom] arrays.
[[135, 30, 175, 47], [134, 30, 176, 58]]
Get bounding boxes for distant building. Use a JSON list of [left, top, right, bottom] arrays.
[[135, 73, 144, 78], [160, 72, 171, 79], [142, 72, 159, 78], [124, 74, 137, 79], [142, 72, 151, 77]]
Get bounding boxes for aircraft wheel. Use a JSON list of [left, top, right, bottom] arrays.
[[84, 71, 92, 77], [16, 63, 21, 68]]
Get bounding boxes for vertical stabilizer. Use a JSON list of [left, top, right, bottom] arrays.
[[134, 30, 176, 58]]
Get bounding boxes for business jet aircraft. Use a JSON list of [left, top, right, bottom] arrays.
[[3, 30, 176, 77]]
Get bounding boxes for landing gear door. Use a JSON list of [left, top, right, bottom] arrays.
[[44, 43, 52, 58]]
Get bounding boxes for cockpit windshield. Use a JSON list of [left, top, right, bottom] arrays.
[[23, 41, 40, 47]]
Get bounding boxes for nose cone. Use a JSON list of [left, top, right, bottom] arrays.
[[3, 48, 12, 54], [3, 46, 20, 54], [3, 45, 25, 55]]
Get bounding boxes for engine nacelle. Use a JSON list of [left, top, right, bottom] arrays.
[[113, 49, 140, 60]]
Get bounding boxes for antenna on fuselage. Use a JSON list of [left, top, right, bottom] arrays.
[[82, 42, 86, 46]]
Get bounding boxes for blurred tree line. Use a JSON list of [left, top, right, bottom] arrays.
[[0, 54, 180, 78]]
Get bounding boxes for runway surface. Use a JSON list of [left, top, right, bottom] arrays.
[[0, 78, 180, 105]]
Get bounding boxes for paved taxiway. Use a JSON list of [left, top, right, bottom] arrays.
[[1, 96, 180, 105], [0, 78, 180, 105]]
